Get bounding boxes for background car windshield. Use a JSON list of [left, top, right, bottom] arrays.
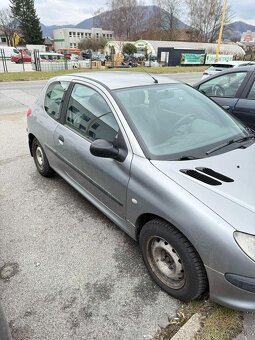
[[208, 64, 234, 71], [114, 84, 247, 160]]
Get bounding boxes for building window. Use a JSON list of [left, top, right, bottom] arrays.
[[81, 33, 84, 38], [73, 43, 77, 47], [69, 32, 72, 37], [70, 43, 73, 47], [73, 32, 76, 37], [109, 34, 112, 38]]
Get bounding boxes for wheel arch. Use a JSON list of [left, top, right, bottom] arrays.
[[28, 133, 36, 156], [135, 213, 174, 241]]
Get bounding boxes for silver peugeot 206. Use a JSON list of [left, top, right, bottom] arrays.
[[27, 72, 255, 311]]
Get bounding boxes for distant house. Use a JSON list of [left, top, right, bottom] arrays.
[[53, 28, 114, 50], [44, 37, 53, 51], [0, 30, 23, 47], [241, 31, 255, 46]]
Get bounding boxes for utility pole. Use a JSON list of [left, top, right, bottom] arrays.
[[215, 0, 227, 63]]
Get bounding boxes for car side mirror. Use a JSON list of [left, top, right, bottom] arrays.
[[90, 139, 126, 162]]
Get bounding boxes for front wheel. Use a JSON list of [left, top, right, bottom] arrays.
[[139, 219, 208, 301], [32, 138, 54, 177]]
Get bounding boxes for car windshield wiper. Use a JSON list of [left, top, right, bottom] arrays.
[[206, 134, 255, 155]]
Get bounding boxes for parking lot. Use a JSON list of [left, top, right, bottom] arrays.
[[0, 59, 34, 73], [0, 74, 201, 340]]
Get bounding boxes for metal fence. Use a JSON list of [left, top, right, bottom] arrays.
[[0, 48, 95, 73], [0, 47, 29, 73], [0, 49, 8, 72]]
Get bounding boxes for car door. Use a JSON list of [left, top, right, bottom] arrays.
[[198, 71, 252, 118], [232, 72, 255, 130], [35, 80, 70, 170], [53, 82, 132, 220]]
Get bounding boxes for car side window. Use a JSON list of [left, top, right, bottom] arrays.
[[199, 72, 247, 98], [44, 81, 69, 120], [247, 80, 255, 100], [65, 83, 119, 142]]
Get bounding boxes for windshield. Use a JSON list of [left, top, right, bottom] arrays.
[[114, 84, 249, 160]]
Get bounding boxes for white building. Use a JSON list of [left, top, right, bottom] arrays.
[[134, 40, 245, 58], [241, 31, 255, 46], [53, 27, 114, 50], [0, 30, 7, 46]]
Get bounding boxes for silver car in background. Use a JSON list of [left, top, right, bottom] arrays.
[[27, 72, 255, 311], [201, 60, 255, 79]]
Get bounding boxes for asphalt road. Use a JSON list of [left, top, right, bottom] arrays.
[[0, 73, 199, 340]]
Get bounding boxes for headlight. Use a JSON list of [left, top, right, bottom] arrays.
[[234, 231, 255, 261]]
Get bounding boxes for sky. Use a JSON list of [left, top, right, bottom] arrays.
[[0, 0, 255, 27]]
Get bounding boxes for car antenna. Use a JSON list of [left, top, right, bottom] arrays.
[[141, 66, 158, 84]]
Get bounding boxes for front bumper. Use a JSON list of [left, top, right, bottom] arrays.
[[206, 265, 255, 311]]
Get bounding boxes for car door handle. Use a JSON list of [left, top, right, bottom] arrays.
[[222, 105, 230, 110], [58, 135, 64, 145]]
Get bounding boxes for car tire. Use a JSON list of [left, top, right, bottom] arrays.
[[139, 219, 208, 301], [32, 138, 54, 177], [17, 59, 23, 64]]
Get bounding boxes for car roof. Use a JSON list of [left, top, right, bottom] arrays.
[[210, 61, 255, 67], [67, 71, 178, 90], [194, 65, 255, 87]]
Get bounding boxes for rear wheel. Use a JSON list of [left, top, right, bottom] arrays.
[[32, 138, 54, 177], [139, 219, 208, 301]]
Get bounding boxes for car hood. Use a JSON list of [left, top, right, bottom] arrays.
[[151, 144, 255, 234]]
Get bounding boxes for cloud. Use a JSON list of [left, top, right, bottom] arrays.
[[36, 0, 107, 25], [228, 0, 255, 25], [1, 0, 255, 27]]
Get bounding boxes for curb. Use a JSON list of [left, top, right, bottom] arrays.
[[171, 313, 202, 340]]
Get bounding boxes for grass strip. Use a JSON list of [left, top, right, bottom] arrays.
[[0, 66, 207, 82], [155, 298, 243, 340]]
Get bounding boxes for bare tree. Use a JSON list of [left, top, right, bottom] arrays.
[[154, 0, 184, 40], [0, 8, 18, 46], [95, 0, 146, 40], [186, 0, 233, 42]]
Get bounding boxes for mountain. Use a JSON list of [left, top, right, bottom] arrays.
[[76, 5, 189, 30], [41, 6, 255, 41], [41, 5, 188, 37], [40, 23, 75, 38], [75, 15, 99, 29], [224, 21, 255, 40]]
